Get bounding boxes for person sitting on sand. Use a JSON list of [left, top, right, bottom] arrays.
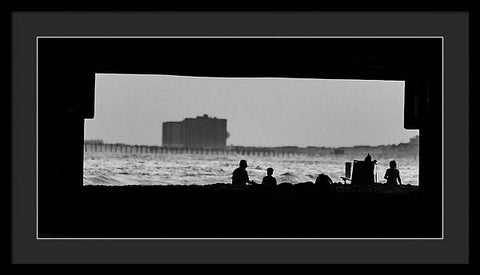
[[364, 153, 377, 165], [261, 167, 277, 186], [384, 160, 402, 185], [232, 160, 255, 186]]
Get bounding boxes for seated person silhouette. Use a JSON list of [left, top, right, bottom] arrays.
[[261, 167, 277, 186], [232, 160, 255, 186], [364, 153, 377, 165], [384, 160, 402, 185]]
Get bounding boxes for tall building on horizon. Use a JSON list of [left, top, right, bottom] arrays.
[[162, 114, 228, 149]]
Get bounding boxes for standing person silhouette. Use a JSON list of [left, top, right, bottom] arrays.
[[261, 167, 277, 186], [232, 160, 255, 186], [384, 160, 402, 185]]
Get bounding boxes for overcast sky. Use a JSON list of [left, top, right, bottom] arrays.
[[84, 74, 418, 147]]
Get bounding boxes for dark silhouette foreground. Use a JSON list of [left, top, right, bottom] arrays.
[[262, 167, 277, 186], [40, 158, 423, 238], [385, 160, 402, 185], [232, 160, 256, 186], [315, 173, 334, 191], [351, 154, 377, 185], [38, 182, 435, 239]]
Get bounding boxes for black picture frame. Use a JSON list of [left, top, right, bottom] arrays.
[[11, 11, 469, 265]]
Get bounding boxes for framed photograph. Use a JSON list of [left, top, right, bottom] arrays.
[[12, 11, 469, 265]]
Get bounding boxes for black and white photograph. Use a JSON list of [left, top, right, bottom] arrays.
[[10, 11, 470, 266], [85, 74, 419, 188], [36, 37, 442, 239]]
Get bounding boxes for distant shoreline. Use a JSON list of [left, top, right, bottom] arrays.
[[83, 140, 419, 158], [83, 141, 419, 151]]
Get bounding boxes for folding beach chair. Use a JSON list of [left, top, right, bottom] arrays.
[[340, 162, 352, 184]]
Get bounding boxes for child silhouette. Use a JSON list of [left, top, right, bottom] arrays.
[[261, 167, 277, 186]]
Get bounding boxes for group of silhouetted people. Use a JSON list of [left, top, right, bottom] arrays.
[[231, 155, 402, 186]]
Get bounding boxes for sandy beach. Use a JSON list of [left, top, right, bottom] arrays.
[[38, 182, 433, 239], [82, 181, 419, 196]]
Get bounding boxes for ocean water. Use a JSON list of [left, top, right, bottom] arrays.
[[83, 152, 419, 186]]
